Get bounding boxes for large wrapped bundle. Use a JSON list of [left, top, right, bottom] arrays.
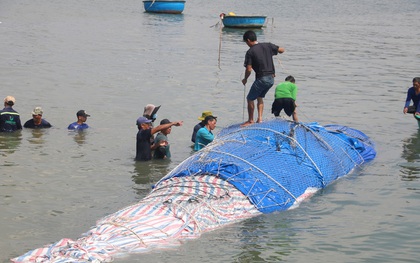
[[12, 119, 376, 263]]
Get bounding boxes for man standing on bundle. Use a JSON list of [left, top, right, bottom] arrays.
[[241, 30, 285, 126]]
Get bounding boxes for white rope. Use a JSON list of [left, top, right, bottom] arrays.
[[243, 84, 246, 122]]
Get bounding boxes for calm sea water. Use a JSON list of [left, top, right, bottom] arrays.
[[1, 0, 420, 262]]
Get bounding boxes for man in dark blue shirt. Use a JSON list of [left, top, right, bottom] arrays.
[[403, 77, 420, 116], [24, 107, 52, 129]]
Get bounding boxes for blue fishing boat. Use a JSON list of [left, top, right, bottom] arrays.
[[143, 0, 185, 14], [220, 13, 267, 28]]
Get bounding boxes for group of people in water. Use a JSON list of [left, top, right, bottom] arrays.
[[0, 95, 91, 132], [0, 96, 219, 161], [134, 104, 218, 161], [0, 96, 52, 131]]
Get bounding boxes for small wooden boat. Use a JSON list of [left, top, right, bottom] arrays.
[[220, 13, 267, 28], [143, 0, 185, 14]]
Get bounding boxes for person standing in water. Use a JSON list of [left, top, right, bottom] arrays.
[[68, 110, 90, 130], [194, 115, 217, 151], [0, 96, 22, 132], [24, 107, 52, 128], [403, 77, 420, 117]]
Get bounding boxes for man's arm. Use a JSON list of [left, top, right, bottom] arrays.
[[151, 121, 183, 135], [242, 65, 253, 85], [404, 89, 412, 113]]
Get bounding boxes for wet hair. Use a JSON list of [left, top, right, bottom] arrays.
[[160, 118, 171, 125], [5, 101, 14, 106], [243, 30, 257, 42], [413, 77, 420, 83], [285, 75, 295, 83], [204, 115, 217, 124]]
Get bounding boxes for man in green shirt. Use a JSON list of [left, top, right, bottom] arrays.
[[153, 119, 172, 159], [271, 75, 298, 122]]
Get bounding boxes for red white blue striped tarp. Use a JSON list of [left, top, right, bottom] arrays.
[[11, 175, 261, 262]]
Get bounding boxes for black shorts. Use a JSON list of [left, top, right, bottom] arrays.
[[271, 98, 295, 117], [407, 105, 416, 114]]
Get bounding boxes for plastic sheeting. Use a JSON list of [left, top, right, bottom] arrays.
[[12, 119, 376, 262], [11, 176, 260, 262]]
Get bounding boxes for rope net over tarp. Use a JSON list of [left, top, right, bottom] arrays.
[[11, 118, 376, 262], [157, 119, 376, 214]]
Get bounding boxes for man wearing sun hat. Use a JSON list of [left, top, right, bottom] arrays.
[[0, 96, 22, 132], [191, 111, 216, 143], [23, 107, 52, 129], [68, 110, 90, 130], [143, 104, 161, 123], [136, 116, 183, 161]]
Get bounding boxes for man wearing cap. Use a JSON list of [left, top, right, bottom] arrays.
[[0, 96, 22, 132], [191, 111, 216, 143], [68, 110, 90, 130], [153, 119, 173, 159], [24, 107, 52, 128], [136, 116, 183, 161], [143, 104, 161, 145]]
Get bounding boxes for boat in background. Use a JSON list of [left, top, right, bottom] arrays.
[[220, 12, 266, 28], [143, 0, 185, 14]]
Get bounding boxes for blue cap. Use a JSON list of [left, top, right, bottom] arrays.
[[136, 116, 152, 125]]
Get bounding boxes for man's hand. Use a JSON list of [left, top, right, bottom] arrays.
[[172, 121, 183, 127]]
